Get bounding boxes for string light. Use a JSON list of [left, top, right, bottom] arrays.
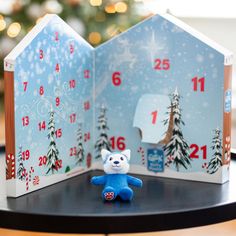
[[115, 2, 128, 13], [105, 4, 116, 13], [90, 0, 102, 7], [44, 0, 63, 14], [88, 32, 102, 45], [0, 18, 6, 31], [7, 22, 21, 38]]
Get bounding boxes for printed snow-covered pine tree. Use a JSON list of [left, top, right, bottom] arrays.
[[17, 145, 26, 180], [207, 128, 223, 174], [164, 88, 192, 171], [95, 105, 111, 159], [46, 107, 60, 174], [76, 123, 84, 165]]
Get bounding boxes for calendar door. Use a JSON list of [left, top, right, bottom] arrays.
[[4, 15, 94, 197]]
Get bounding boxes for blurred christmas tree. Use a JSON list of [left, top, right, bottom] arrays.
[[0, 0, 151, 112]]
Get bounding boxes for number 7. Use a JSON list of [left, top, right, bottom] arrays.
[[23, 81, 28, 92]]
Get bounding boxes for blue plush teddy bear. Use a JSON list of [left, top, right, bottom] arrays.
[[91, 149, 143, 201]]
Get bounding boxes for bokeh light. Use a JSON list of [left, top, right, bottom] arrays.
[[90, 0, 102, 7], [7, 22, 21, 38], [115, 2, 128, 13], [88, 31, 102, 44]]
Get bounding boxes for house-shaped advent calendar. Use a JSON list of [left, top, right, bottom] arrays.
[[4, 14, 233, 197]]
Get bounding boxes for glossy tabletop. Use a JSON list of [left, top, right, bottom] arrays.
[[0, 151, 235, 234]]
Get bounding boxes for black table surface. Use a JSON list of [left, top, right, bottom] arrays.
[[0, 150, 236, 234]]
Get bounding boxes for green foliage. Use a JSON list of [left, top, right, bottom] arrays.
[[65, 166, 71, 173]]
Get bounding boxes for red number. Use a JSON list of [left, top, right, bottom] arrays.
[[39, 86, 44, 95], [22, 150, 30, 161], [84, 101, 90, 111], [23, 81, 28, 92], [192, 77, 205, 92], [55, 128, 62, 138], [55, 32, 59, 41], [69, 113, 76, 123], [190, 144, 198, 158], [39, 49, 44, 59], [56, 97, 60, 106], [38, 121, 46, 131], [22, 116, 29, 126], [84, 132, 91, 142], [151, 110, 158, 124], [201, 145, 207, 160], [70, 147, 77, 156], [84, 70, 90, 79], [70, 44, 74, 54], [190, 144, 207, 159], [154, 59, 170, 70], [39, 156, 47, 166], [110, 136, 126, 151], [112, 72, 121, 86], [55, 159, 62, 169], [55, 63, 60, 73], [69, 79, 76, 89]]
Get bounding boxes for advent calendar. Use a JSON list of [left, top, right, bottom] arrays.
[[4, 14, 233, 197]]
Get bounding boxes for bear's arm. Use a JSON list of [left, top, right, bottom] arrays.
[[91, 175, 106, 185], [127, 175, 143, 187]]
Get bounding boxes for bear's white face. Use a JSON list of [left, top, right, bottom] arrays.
[[101, 149, 131, 174]]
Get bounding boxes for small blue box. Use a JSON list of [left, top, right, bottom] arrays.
[[147, 148, 164, 173]]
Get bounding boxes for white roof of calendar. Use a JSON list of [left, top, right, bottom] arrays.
[[5, 13, 233, 69], [4, 14, 93, 67]]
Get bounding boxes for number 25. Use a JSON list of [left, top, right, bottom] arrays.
[[154, 59, 170, 70]]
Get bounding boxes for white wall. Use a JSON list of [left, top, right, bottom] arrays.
[[180, 17, 236, 148]]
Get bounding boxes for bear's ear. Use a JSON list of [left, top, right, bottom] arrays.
[[121, 149, 131, 161], [101, 149, 111, 162]]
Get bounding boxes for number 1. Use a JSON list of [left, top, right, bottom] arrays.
[[151, 110, 158, 124]]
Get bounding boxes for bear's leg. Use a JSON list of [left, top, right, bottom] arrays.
[[119, 187, 133, 201], [102, 186, 117, 201]]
